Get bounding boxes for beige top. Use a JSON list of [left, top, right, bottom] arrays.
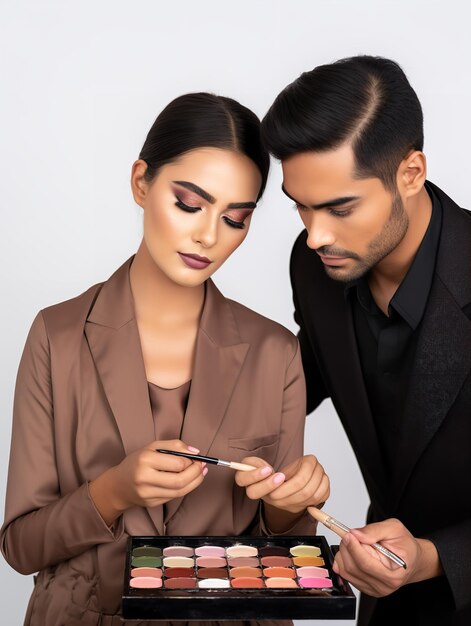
[[148, 379, 191, 441]]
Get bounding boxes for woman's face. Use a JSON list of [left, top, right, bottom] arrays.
[[132, 147, 262, 287]]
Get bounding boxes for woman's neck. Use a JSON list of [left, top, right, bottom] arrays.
[[129, 240, 205, 327]]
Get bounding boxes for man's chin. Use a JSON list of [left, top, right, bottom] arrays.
[[323, 263, 366, 283]]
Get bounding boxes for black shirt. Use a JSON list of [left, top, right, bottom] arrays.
[[345, 185, 442, 477]]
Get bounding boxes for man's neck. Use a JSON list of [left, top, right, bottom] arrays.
[[369, 187, 433, 315]]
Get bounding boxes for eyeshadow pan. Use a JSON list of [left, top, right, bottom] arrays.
[[290, 545, 322, 557], [130, 576, 163, 589], [229, 566, 262, 578], [131, 556, 162, 568], [195, 546, 226, 557], [198, 578, 231, 589], [130, 567, 162, 578], [299, 577, 333, 589], [162, 546, 194, 557], [296, 566, 329, 578], [263, 567, 296, 579], [197, 568, 229, 579], [163, 567, 195, 578], [227, 556, 260, 568], [196, 556, 227, 568], [260, 556, 292, 567], [292, 556, 325, 567], [132, 546, 162, 557], [162, 556, 194, 568], [265, 577, 298, 588], [258, 546, 290, 557], [226, 545, 258, 558], [164, 577, 197, 589], [231, 577, 265, 589]]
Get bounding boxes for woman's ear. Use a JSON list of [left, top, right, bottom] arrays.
[[397, 150, 427, 199], [130, 160, 150, 208]]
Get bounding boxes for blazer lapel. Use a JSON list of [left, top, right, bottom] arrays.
[[164, 279, 250, 525], [85, 258, 164, 534], [391, 184, 471, 507]]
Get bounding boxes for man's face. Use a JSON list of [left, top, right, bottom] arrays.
[[281, 143, 409, 282]]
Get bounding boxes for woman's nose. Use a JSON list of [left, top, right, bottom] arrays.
[[192, 213, 218, 248]]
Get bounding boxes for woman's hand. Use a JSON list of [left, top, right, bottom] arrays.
[[235, 454, 330, 514], [89, 440, 207, 525]]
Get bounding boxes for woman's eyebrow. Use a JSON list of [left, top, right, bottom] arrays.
[[173, 181, 256, 209]]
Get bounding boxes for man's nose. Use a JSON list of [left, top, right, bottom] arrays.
[[304, 212, 336, 250]]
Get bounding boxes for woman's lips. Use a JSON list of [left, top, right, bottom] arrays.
[[317, 254, 349, 267], [178, 252, 213, 270]]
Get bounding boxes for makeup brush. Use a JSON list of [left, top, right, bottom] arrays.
[[155, 449, 258, 472], [308, 506, 407, 569]]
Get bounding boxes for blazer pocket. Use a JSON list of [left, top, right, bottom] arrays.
[[228, 433, 278, 451]]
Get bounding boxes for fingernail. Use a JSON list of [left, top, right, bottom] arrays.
[[343, 533, 350, 545], [188, 446, 200, 453], [260, 466, 272, 477], [273, 472, 285, 485], [202, 467, 208, 476], [332, 562, 339, 573], [201, 462, 207, 468]]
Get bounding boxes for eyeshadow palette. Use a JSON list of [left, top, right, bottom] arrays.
[[122, 536, 356, 620]]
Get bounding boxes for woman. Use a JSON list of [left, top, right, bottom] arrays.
[[1, 93, 329, 626]]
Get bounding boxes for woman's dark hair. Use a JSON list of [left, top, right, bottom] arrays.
[[139, 92, 269, 199], [261, 56, 424, 191]]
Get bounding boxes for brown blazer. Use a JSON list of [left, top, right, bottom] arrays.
[[1, 258, 316, 626]]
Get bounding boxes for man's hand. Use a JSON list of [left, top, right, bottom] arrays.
[[333, 518, 443, 597]]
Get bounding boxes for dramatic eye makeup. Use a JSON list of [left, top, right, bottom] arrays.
[[124, 536, 355, 621], [171, 181, 256, 228]]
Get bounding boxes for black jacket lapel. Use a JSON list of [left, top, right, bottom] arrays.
[[391, 183, 471, 507]]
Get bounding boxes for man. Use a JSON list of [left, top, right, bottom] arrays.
[[261, 56, 471, 625]]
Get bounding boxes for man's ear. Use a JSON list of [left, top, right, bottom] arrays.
[[397, 150, 427, 199], [130, 159, 150, 208]]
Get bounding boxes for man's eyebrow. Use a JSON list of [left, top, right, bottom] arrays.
[[281, 184, 360, 209], [173, 181, 256, 209]]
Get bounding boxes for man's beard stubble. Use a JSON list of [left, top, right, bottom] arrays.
[[320, 192, 409, 283]]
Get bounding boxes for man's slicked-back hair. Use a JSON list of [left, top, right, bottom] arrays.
[[261, 56, 424, 191]]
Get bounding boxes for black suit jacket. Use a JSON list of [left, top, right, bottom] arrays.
[[290, 182, 471, 626]]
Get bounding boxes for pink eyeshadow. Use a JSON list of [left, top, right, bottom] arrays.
[[296, 566, 329, 578], [130, 576, 163, 589], [130, 567, 162, 578], [299, 577, 333, 589], [196, 556, 227, 568], [195, 546, 225, 557]]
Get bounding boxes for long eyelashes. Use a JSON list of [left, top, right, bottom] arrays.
[[175, 197, 245, 229]]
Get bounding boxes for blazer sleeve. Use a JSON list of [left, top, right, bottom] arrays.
[[0, 312, 124, 575], [290, 233, 329, 414], [259, 337, 318, 536], [425, 519, 471, 614]]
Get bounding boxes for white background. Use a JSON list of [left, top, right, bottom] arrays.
[[1, 1, 470, 624]]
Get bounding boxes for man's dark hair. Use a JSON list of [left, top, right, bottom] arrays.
[[261, 56, 424, 190]]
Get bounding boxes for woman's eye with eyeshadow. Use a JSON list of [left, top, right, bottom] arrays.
[[222, 216, 245, 230], [175, 196, 201, 213]]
